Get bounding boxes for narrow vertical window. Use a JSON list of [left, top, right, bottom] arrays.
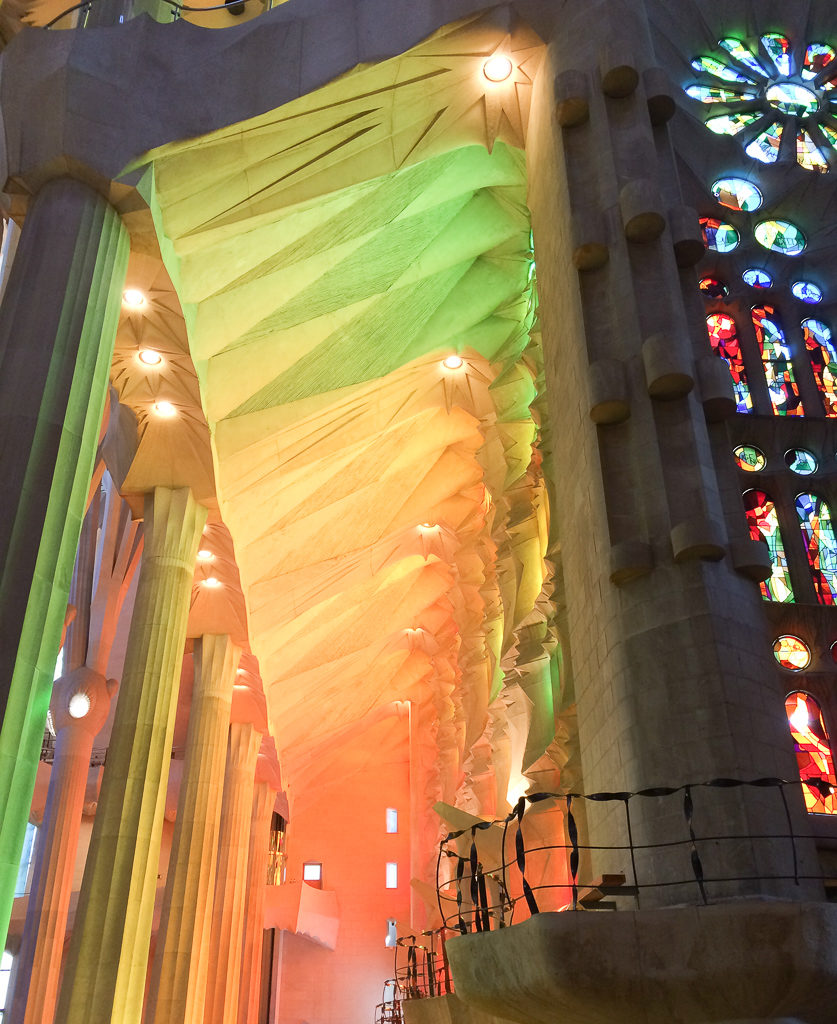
[[751, 305, 804, 415], [385, 863, 398, 889], [385, 808, 398, 833], [743, 490, 794, 602], [802, 318, 837, 416], [796, 493, 837, 603], [785, 692, 837, 814], [385, 919, 398, 947], [706, 313, 752, 412], [0, 951, 13, 1021]]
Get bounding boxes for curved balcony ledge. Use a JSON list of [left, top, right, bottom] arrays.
[[445, 900, 837, 1024]]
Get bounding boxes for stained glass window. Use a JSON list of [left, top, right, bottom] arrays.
[[734, 444, 766, 471], [754, 220, 806, 255], [699, 277, 728, 299], [792, 281, 823, 303], [706, 313, 752, 412], [718, 37, 768, 78], [821, 123, 837, 151], [686, 84, 758, 104], [701, 218, 739, 253], [785, 448, 818, 475], [743, 268, 773, 288], [803, 42, 836, 79], [743, 489, 794, 601], [802, 318, 837, 416], [691, 55, 753, 82], [797, 130, 829, 172], [705, 112, 762, 136], [773, 635, 811, 670], [785, 691, 837, 815], [765, 82, 819, 115], [751, 305, 804, 415], [711, 177, 763, 211], [762, 33, 793, 77], [796, 492, 837, 604], [745, 122, 783, 163]]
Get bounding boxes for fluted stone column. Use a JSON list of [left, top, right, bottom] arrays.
[[238, 749, 279, 1024], [145, 634, 241, 1024], [0, 178, 128, 950], [8, 669, 116, 1024], [205, 720, 262, 1024], [57, 487, 206, 1024]]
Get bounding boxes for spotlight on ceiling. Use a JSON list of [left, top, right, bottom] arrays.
[[68, 692, 91, 719], [137, 349, 163, 367], [483, 55, 513, 83], [202, 576, 222, 589], [153, 401, 177, 418], [123, 288, 146, 309], [196, 549, 215, 562], [442, 355, 464, 370]]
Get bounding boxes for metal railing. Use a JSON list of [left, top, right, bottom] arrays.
[[393, 930, 453, 1000], [373, 981, 403, 1024], [436, 776, 836, 934], [44, 0, 273, 29]]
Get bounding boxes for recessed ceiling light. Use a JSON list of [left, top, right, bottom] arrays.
[[202, 576, 222, 589], [196, 549, 215, 562], [123, 288, 146, 308], [442, 355, 464, 370], [68, 692, 91, 719], [236, 667, 246, 675], [137, 349, 163, 367], [153, 401, 177, 418], [483, 55, 513, 83]]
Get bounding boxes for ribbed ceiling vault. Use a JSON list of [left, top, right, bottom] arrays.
[[142, 12, 559, 863]]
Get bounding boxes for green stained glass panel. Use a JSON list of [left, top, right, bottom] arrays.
[[691, 55, 753, 83], [754, 219, 806, 255], [718, 38, 768, 78]]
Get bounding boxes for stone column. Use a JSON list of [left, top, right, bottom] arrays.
[[145, 634, 241, 1024], [57, 487, 206, 1024], [0, 178, 128, 950], [205, 720, 262, 1024], [238, 746, 279, 1024], [7, 669, 116, 1024]]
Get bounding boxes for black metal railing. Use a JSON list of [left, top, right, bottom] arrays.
[[436, 776, 836, 934], [44, 0, 272, 29], [373, 981, 403, 1024], [393, 930, 453, 1000]]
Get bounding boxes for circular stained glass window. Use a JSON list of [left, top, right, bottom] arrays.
[[792, 280, 823, 303], [734, 444, 766, 471], [773, 635, 811, 671], [711, 177, 763, 212], [785, 448, 818, 475], [765, 82, 820, 115], [702, 218, 740, 253], [699, 277, 729, 299], [743, 268, 773, 288], [754, 220, 807, 255]]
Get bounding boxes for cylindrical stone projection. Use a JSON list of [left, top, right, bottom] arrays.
[[0, 178, 128, 952], [145, 634, 241, 1024], [57, 486, 207, 1024], [205, 720, 262, 1024]]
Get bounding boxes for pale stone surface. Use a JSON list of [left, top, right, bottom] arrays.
[[446, 902, 837, 1023], [145, 633, 241, 1024], [56, 486, 206, 1024]]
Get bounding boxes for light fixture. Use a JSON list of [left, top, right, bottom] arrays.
[[196, 549, 215, 562], [202, 576, 222, 589], [123, 288, 146, 308], [137, 349, 163, 367], [68, 692, 91, 719], [153, 401, 177, 418], [236, 667, 246, 675], [483, 55, 513, 82], [442, 355, 464, 370]]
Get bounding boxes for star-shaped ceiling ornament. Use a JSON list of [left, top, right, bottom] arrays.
[[685, 34, 837, 172]]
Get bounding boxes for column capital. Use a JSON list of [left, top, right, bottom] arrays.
[[50, 666, 116, 738]]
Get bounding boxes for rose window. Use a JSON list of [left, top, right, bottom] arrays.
[[685, 35, 837, 172]]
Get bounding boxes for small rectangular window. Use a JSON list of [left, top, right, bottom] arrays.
[[386, 808, 398, 833], [303, 862, 322, 887], [385, 919, 397, 947], [385, 862, 398, 889]]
